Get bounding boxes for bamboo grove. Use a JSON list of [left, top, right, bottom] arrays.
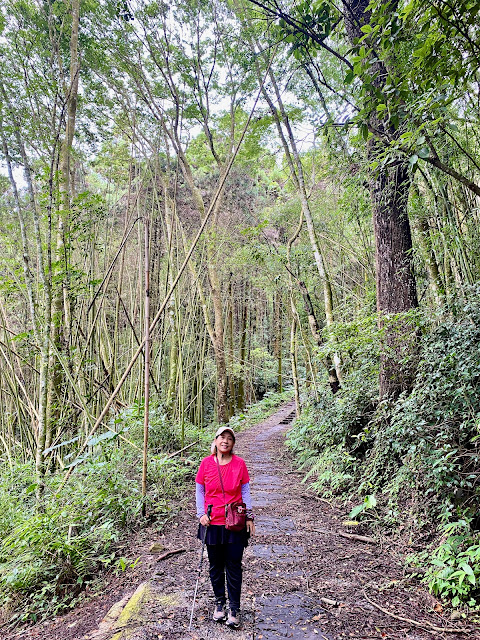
[[1, 0, 480, 496]]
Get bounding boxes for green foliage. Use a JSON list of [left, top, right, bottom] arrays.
[[0, 451, 141, 621], [321, 314, 380, 381], [414, 520, 480, 608], [288, 291, 480, 607], [117, 403, 184, 453], [372, 294, 480, 509], [0, 420, 202, 622], [286, 373, 378, 496]]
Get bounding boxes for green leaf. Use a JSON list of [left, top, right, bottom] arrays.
[[87, 430, 122, 447], [460, 562, 474, 576], [43, 436, 81, 455], [349, 503, 366, 519], [360, 123, 369, 140]]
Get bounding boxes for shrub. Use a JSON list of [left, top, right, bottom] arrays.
[[415, 520, 480, 608], [286, 374, 377, 496], [287, 290, 480, 607]]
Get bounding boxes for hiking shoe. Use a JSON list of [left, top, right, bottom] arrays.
[[213, 603, 226, 622], [226, 609, 240, 629]]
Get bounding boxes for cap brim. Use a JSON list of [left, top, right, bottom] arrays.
[[215, 427, 235, 440]]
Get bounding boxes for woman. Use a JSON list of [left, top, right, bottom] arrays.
[[196, 426, 255, 628]]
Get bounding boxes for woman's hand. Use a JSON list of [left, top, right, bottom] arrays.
[[199, 513, 211, 526], [246, 519, 255, 536]]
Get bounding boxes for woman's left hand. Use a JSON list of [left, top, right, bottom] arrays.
[[246, 520, 255, 536]]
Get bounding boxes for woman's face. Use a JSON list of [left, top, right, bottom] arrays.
[[216, 432, 234, 455]]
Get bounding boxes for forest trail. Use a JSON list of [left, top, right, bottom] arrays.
[[17, 402, 473, 640]]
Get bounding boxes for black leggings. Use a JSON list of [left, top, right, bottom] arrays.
[[207, 542, 244, 612]]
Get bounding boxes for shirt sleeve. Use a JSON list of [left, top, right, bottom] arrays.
[[241, 482, 253, 519], [240, 459, 250, 484], [196, 482, 205, 518], [195, 458, 206, 484]]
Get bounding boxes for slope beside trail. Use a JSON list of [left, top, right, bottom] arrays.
[[14, 401, 474, 640]]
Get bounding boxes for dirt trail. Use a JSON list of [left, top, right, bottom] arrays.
[[13, 402, 475, 640]]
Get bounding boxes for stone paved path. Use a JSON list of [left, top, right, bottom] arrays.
[[77, 400, 472, 640]]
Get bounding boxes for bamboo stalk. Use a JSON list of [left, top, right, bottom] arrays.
[[59, 60, 275, 488], [142, 217, 150, 518]]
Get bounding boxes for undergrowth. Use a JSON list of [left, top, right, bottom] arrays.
[[0, 390, 289, 625], [287, 290, 480, 609]]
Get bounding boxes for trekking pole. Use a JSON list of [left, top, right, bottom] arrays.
[[188, 504, 213, 632]]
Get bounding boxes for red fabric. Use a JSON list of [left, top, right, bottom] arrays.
[[195, 454, 250, 525]]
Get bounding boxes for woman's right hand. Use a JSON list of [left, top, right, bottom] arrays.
[[199, 513, 211, 526]]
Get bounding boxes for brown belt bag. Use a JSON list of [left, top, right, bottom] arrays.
[[215, 456, 246, 532], [225, 501, 247, 532]]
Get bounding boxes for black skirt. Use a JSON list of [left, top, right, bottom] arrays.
[[197, 523, 249, 547]]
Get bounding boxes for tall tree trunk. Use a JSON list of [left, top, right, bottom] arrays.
[[237, 285, 248, 411], [252, 56, 342, 388], [228, 276, 236, 416], [344, 0, 419, 398], [141, 217, 150, 517], [273, 291, 283, 392], [49, 0, 81, 447], [209, 264, 228, 423], [290, 302, 301, 418], [370, 157, 419, 396], [164, 183, 179, 416], [299, 281, 340, 394], [171, 145, 229, 423]]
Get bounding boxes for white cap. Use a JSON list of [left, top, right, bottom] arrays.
[[214, 426, 235, 440]]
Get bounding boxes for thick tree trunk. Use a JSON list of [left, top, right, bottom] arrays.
[[344, 0, 419, 398], [371, 162, 418, 314], [370, 159, 418, 396]]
